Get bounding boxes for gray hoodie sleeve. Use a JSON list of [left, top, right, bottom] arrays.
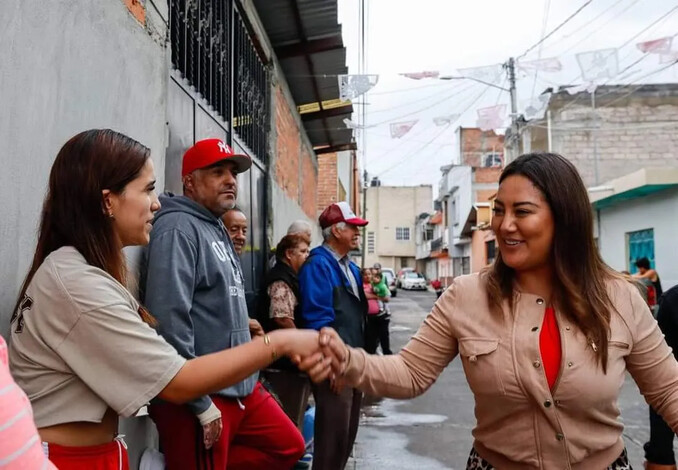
[[142, 228, 213, 415]]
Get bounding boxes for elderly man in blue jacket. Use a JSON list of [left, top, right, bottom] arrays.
[[299, 201, 368, 470]]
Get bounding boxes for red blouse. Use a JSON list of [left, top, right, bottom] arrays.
[[539, 307, 561, 390]]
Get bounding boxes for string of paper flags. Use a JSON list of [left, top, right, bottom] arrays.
[[335, 35, 677, 137]]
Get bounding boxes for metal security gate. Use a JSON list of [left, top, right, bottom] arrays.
[[166, 0, 270, 313]]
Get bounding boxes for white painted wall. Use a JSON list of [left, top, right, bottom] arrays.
[[337, 150, 352, 202], [598, 188, 678, 290]]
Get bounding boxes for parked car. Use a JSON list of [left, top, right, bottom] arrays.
[[396, 267, 415, 288], [381, 268, 397, 297], [401, 272, 427, 290]]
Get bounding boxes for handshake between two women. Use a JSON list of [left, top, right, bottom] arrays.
[[273, 327, 350, 384]]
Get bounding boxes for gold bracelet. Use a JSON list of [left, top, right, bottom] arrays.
[[263, 334, 278, 360]]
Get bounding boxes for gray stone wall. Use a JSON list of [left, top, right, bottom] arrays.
[[551, 101, 678, 186]]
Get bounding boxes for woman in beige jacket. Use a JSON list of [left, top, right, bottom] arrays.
[[301, 152, 678, 470]]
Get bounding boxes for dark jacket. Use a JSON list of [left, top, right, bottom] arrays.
[[258, 260, 302, 332], [298, 246, 367, 348]]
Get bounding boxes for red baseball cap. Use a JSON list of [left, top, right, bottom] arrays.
[[319, 202, 369, 229], [182, 139, 251, 177]]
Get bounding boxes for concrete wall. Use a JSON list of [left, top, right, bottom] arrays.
[[0, 0, 168, 332], [337, 150, 352, 203], [0, 1, 169, 467], [271, 183, 322, 247], [598, 187, 678, 290], [364, 185, 433, 268], [548, 93, 678, 187]]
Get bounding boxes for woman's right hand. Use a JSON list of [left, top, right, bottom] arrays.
[[296, 327, 350, 382]]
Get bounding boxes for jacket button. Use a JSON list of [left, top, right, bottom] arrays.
[[565, 326, 571, 331], [531, 326, 539, 332], [536, 298, 544, 305], [556, 432, 565, 441], [544, 400, 552, 408], [567, 361, 573, 367], [533, 361, 541, 368]]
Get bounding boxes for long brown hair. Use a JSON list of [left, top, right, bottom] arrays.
[[14, 129, 155, 324], [485, 152, 618, 372]]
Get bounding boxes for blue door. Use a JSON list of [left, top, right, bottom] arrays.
[[627, 228, 655, 274]]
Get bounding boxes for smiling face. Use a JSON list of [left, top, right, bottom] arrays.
[[183, 160, 238, 217], [222, 209, 248, 256], [334, 223, 361, 252], [104, 158, 160, 247], [491, 174, 555, 275]]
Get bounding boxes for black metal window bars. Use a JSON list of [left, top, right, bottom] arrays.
[[169, 0, 269, 164]]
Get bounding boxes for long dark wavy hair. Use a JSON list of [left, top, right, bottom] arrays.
[[14, 129, 155, 324], [485, 152, 619, 372]]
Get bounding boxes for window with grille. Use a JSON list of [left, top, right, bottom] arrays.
[[169, 0, 269, 163], [483, 153, 503, 168], [367, 232, 375, 254], [396, 227, 410, 241]]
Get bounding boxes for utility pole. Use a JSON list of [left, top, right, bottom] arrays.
[[592, 89, 599, 185], [360, 169, 368, 269], [506, 57, 519, 163]]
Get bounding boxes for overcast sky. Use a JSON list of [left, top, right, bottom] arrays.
[[337, 0, 678, 191]]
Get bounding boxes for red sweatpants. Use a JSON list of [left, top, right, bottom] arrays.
[[46, 440, 129, 470], [149, 382, 305, 470]]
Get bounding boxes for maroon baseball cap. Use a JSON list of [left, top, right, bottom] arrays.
[[182, 139, 251, 177], [319, 202, 369, 229]]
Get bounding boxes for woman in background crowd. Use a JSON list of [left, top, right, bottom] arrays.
[[258, 232, 313, 429]]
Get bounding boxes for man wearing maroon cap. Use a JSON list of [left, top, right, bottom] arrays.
[[141, 139, 305, 469], [298, 201, 369, 470]]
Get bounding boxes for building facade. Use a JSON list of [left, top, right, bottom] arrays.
[[363, 184, 433, 271], [591, 168, 678, 290], [508, 84, 678, 186], [426, 127, 502, 284]]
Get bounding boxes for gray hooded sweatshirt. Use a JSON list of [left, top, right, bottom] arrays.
[[140, 193, 256, 415]]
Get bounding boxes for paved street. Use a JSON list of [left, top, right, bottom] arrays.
[[347, 289, 674, 469]]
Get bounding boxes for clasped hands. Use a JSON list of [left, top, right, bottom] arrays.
[[289, 327, 350, 385]]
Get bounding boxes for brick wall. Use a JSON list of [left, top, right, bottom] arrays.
[[474, 167, 502, 184], [300, 146, 317, 218], [122, 0, 145, 25], [274, 86, 301, 201], [317, 152, 338, 212], [553, 102, 678, 186], [461, 128, 505, 167]]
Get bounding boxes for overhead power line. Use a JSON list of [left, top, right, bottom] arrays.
[[518, 0, 594, 60]]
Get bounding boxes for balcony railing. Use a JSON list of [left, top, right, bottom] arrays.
[[431, 236, 443, 252]]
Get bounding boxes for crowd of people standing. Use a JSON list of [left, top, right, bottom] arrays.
[[3, 130, 678, 470]]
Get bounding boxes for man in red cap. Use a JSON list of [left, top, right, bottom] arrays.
[[298, 201, 369, 470], [141, 139, 305, 469]]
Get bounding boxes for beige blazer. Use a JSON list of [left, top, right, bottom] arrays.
[[344, 273, 678, 469]]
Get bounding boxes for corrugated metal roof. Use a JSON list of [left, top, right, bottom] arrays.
[[253, 0, 353, 150]]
